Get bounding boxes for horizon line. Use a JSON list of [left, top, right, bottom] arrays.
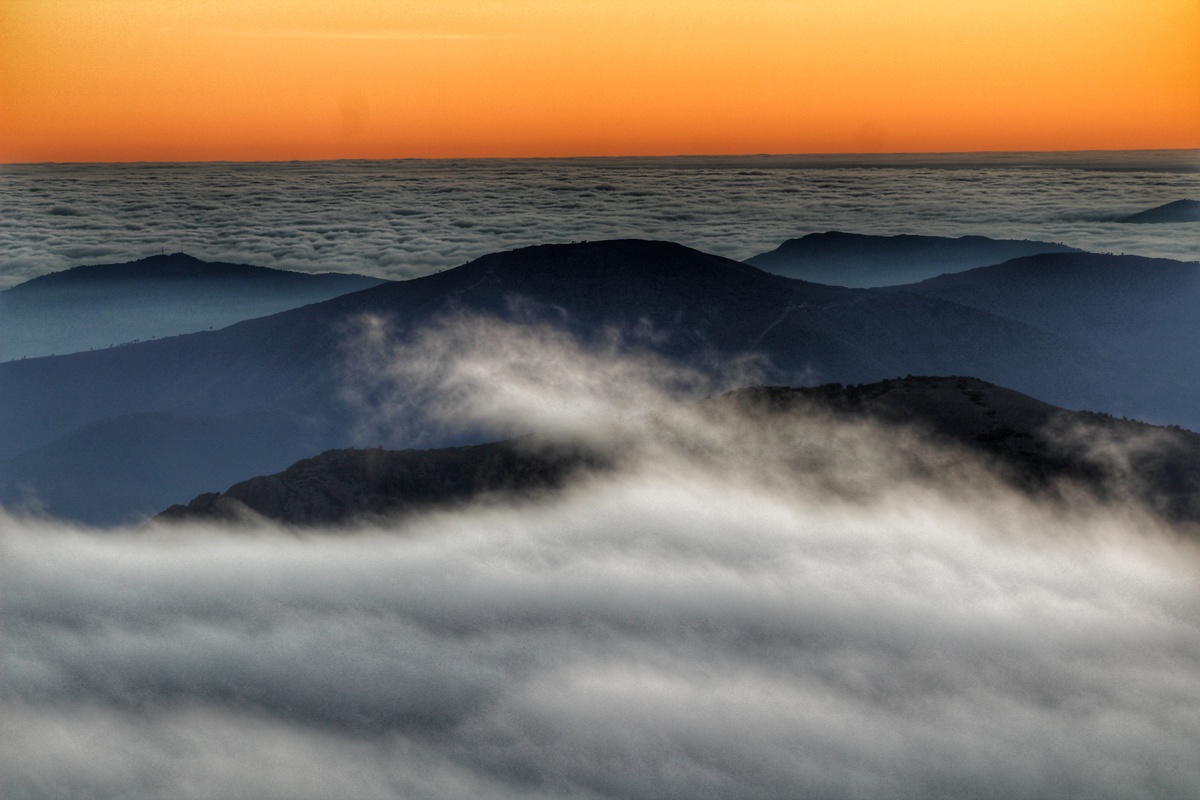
[[4, 147, 1199, 168]]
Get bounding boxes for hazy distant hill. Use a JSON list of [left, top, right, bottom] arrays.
[[0, 252, 387, 361], [1120, 199, 1200, 224], [896, 252, 1200, 424], [745, 231, 1081, 287], [0, 240, 1096, 455], [158, 377, 1200, 528], [0, 412, 306, 525], [0, 239, 1151, 524]]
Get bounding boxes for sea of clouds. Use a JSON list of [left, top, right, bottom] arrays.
[[4, 317, 1199, 799], [2, 151, 1197, 288]]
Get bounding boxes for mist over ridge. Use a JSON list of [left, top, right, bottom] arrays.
[[5, 237, 1200, 525], [5, 313, 1200, 798], [3, 150, 1199, 797]]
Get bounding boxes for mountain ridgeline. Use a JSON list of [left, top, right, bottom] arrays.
[[157, 377, 1200, 529], [745, 231, 1081, 287], [158, 438, 609, 526], [0, 252, 388, 362], [1119, 199, 1200, 224], [2, 238, 1199, 525], [893, 252, 1200, 423]]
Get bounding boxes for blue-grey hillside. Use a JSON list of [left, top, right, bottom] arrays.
[[0, 412, 304, 524], [745, 231, 1081, 287], [0, 239, 1135, 524], [0, 252, 388, 361], [896, 251, 1200, 425]]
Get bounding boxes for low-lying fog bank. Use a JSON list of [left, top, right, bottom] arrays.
[[5, 467, 1199, 799], [4, 318, 1199, 799]]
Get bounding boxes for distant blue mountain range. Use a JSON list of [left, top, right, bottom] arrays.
[[0, 252, 387, 361], [745, 231, 1081, 286], [2, 238, 1198, 524]]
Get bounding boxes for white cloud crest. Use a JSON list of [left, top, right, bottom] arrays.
[[4, 318, 1200, 798]]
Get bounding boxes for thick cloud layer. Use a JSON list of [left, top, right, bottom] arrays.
[[2, 153, 1198, 287], [4, 469, 1199, 798], [5, 319, 1200, 799]]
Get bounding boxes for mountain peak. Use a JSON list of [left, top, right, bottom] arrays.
[[745, 231, 1081, 287], [1120, 199, 1200, 224], [10, 252, 271, 287], [131, 251, 206, 265], [471, 238, 769, 282]]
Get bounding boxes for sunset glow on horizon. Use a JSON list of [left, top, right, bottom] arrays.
[[1, 0, 1198, 163]]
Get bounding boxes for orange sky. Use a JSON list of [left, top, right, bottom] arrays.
[[1, 0, 1197, 162]]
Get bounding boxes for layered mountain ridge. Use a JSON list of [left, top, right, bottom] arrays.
[[158, 376, 1200, 528], [3, 238, 1198, 524], [0, 252, 388, 361], [745, 231, 1081, 286]]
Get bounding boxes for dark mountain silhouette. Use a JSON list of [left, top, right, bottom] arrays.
[[158, 377, 1200, 528], [0, 252, 387, 361], [0, 239, 1145, 524], [158, 437, 607, 526], [896, 252, 1200, 425], [745, 231, 1081, 287], [1119, 199, 1200, 224], [723, 378, 1200, 525]]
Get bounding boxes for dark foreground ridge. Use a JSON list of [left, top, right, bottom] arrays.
[[158, 438, 608, 526], [158, 376, 1200, 528], [724, 377, 1200, 521], [1119, 199, 1200, 224]]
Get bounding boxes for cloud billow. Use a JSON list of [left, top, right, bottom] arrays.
[[4, 477, 1199, 798], [4, 319, 1200, 798], [3, 157, 1198, 288]]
